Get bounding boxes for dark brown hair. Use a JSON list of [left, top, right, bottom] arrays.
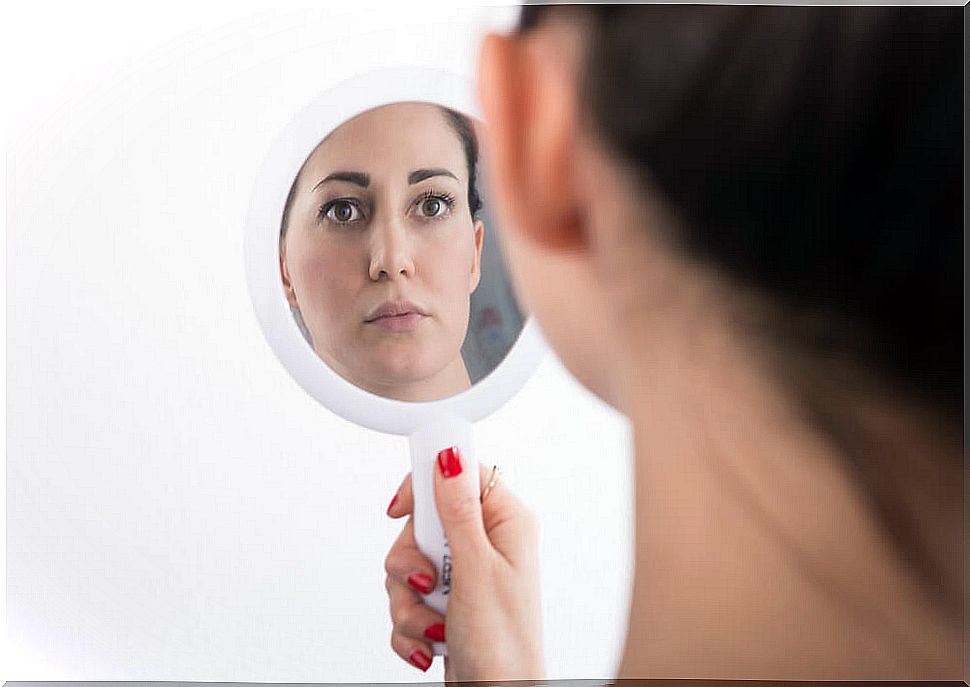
[[520, 4, 962, 617]]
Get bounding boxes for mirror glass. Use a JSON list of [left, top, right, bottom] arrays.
[[277, 101, 525, 402]]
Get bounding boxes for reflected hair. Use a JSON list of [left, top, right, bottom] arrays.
[[440, 106, 484, 221]]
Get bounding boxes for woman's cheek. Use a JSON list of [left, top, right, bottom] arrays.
[[426, 225, 476, 287], [297, 251, 353, 326], [416, 236, 472, 340]]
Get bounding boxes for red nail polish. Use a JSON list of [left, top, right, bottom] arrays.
[[437, 446, 463, 478], [407, 572, 434, 594], [408, 649, 432, 672], [386, 493, 398, 515], [424, 622, 446, 642]]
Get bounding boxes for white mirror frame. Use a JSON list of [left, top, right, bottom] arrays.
[[244, 66, 548, 436]]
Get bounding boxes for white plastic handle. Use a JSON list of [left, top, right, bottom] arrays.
[[408, 416, 477, 657]]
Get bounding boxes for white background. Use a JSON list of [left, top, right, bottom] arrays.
[[5, 2, 634, 682]]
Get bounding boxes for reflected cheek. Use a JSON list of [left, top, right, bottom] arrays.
[[290, 251, 358, 332], [418, 229, 475, 285], [417, 240, 475, 318]]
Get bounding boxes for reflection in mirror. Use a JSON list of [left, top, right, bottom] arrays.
[[278, 102, 524, 402]]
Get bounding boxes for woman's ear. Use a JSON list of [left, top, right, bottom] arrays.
[[279, 240, 300, 309], [469, 219, 484, 293], [478, 26, 585, 252]]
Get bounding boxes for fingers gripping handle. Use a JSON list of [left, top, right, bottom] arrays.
[[408, 417, 476, 657]]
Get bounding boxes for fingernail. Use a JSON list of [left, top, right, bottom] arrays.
[[437, 446, 463, 478], [408, 649, 432, 672], [424, 622, 446, 642], [407, 572, 434, 594], [386, 492, 398, 515]]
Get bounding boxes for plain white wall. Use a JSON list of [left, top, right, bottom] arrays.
[[5, 1, 634, 682]]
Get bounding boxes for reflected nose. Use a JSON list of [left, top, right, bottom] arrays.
[[368, 215, 415, 281]]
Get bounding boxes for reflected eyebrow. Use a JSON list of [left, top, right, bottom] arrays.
[[312, 171, 370, 191], [408, 168, 458, 185]]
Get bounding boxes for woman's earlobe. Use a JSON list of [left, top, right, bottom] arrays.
[[469, 220, 485, 293], [279, 243, 300, 309]]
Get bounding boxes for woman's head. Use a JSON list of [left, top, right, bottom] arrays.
[[478, 5, 962, 616], [480, 5, 961, 414], [279, 102, 485, 401]]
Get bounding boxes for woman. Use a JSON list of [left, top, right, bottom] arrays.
[[383, 5, 962, 681], [279, 102, 485, 401]]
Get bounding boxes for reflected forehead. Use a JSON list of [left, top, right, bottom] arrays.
[[302, 102, 467, 187]]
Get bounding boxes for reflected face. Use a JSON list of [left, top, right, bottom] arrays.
[[280, 103, 484, 401]]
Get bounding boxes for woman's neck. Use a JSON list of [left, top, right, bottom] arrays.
[[575, 163, 961, 678], [609, 279, 962, 680]]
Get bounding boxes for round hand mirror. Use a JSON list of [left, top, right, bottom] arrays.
[[244, 66, 547, 656]]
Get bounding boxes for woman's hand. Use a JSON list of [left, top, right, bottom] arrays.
[[384, 453, 545, 682]]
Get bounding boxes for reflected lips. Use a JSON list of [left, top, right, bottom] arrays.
[[371, 312, 424, 332], [365, 301, 428, 332]]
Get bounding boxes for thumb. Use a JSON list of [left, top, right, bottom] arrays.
[[433, 446, 489, 564]]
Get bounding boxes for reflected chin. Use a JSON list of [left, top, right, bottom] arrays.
[[362, 347, 442, 387], [348, 346, 467, 402], [310, 321, 469, 401]]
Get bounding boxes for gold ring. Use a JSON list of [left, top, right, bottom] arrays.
[[480, 465, 500, 504]]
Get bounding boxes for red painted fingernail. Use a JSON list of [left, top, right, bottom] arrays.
[[424, 622, 446, 642], [386, 492, 398, 515], [407, 572, 434, 594], [408, 649, 432, 672], [437, 446, 463, 478]]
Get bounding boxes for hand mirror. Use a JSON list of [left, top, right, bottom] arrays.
[[244, 67, 547, 655]]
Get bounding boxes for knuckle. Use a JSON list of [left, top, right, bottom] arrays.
[[384, 546, 410, 578], [388, 598, 403, 625], [525, 510, 541, 544], [393, 603, 413, 630], [390, 629, 404, 657], [442, 490, 481, 524], [522, 506, 539, 532], [391, 631, 415, 666]]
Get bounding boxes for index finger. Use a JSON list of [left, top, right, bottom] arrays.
[[387, 472, 414, 519], [384, 516, 438, 592]]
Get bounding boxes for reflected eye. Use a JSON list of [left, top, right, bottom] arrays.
[[319, 199, 363, 224], [421, 197, 443, 217], [415, 191, 456, 219]]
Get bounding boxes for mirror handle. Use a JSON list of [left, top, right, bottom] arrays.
[[408, 417, 477, 657]]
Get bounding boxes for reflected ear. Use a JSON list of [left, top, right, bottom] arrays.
[[279, 239, 300, 309], [470, 219, 484, 293], [478, 31, 584, 251]]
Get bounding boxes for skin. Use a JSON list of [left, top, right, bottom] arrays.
[[384, 11, 962, 682], [280, 103, 484, 402], [386, 463, 544, 681]]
